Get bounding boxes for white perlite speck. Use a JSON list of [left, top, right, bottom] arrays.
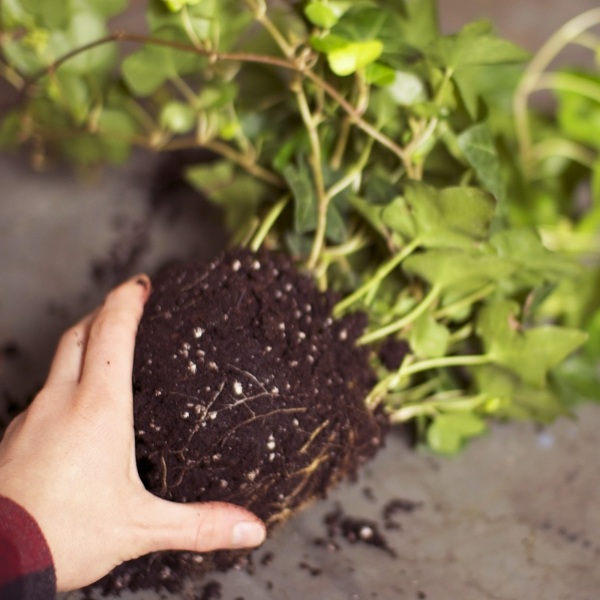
[[232, 259, 241, 271], [188, 361, 197, 374], [233, 380, 243, 395], [193, 327, 204, 339]]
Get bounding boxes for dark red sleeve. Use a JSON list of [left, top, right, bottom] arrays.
[[0, 496, 56, 600]]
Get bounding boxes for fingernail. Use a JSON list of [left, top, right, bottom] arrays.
[[231, 521, 266, 548], [134, 274, 151, 293]]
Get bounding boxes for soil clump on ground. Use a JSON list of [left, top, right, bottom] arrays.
[[95, 247, 387, 595]]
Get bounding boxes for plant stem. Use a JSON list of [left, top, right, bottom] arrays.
[[326, 137, 373, 201], [171, 74, 198, 104], [0, 61, 24, 90], [358, 283, 441, 345], [389, 392, 489, 423], [534, 71, 600, 104], [366, 353, 491, 408], [330, 72, 369, 170], [514, 8, 600, 165], [293, 79, 329, 270], [530, 137, 596, 170], [334, 238, 420, 316], [249, 194, 290, 252], [24, 30, 412, 174], [246, 0, 295, 58], [322, 230, 369, 258], [163, 136, 285, 188], [400, 354, 492, 378], [181, 5, 204, 50]]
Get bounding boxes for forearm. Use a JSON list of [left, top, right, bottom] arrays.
[[0, 496, 56, 600]]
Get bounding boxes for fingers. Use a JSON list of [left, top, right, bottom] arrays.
[[79, 275, 150, 398], [45, 311, 97, 387], [137, 497, 266, 557]]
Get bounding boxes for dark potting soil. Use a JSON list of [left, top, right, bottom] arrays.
[[95, 247, 387, 595]]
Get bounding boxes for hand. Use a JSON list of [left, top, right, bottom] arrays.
[[0, 275, 266, 592]]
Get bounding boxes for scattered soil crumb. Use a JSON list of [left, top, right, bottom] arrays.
[[260, 552, 274, 566], [196, 580, 222, 600], [362, 486, 377, 502], [299, 561, 322, 577], [324, 504, 397, 557], [383, 498, 423, 530]]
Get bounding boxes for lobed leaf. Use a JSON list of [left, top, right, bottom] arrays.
[[403, 248, 516, 290], [477, 300, 588, 387], [387, 182, 497, 249], [427, 413, 487, 455], [457, 121, 505, 203]]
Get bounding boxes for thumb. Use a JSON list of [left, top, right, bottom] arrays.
[[136, 496, 267, 556]]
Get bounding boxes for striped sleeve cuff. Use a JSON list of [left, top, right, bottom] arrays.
[[0, 496, 56, 600]]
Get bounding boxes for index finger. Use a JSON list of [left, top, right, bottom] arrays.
[[79, 275, 150, 401]]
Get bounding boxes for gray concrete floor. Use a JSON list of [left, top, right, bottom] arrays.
[[1, 2, 599, 599]]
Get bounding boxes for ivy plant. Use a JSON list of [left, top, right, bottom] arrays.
[[1, 0, 598, 454]]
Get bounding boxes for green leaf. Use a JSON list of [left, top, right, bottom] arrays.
[[347, 194, 388, 240], [393, 0, 439, 48], [325, 196, 348, 244], [403, 248, 516, 291], [21, 0, 71, 29], [96, 108, 138, 164], [283, 158, 318, 235], [1, 0, 31, 28], [148, 0, 253, 51], [328, 39, 383, 76], [555, 70, 600, 150], [381, 195, 416, 241], [162, 0, 201, 12], [312, 33, 384, 77], [477, 300, 588, 387], [75, 0, 127, 17], [304, 2, 339, 29], [283, 158, 346, 243], [426, 20, 529, 71], [386, 71, 427, 105], [457, 121, 505, 203], [490, 228, 582, 287], [473, 365, 570, 423], [122, 46, 172, 96], [427, 413, 487, 455], [46, 9, 117, 74], [553, 353, 600, 406], [393, 182, 497, 249], [195, 82, 238, 110], [160, 101, 196, 134], [409, 313, 450, 359], [2, 39, 45, 76], [186, 161, 265, 233], [365, 62, 396, 87], [331, 4, 389, 42]]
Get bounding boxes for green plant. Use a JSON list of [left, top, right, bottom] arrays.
[[1, 0, 598, 454]]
